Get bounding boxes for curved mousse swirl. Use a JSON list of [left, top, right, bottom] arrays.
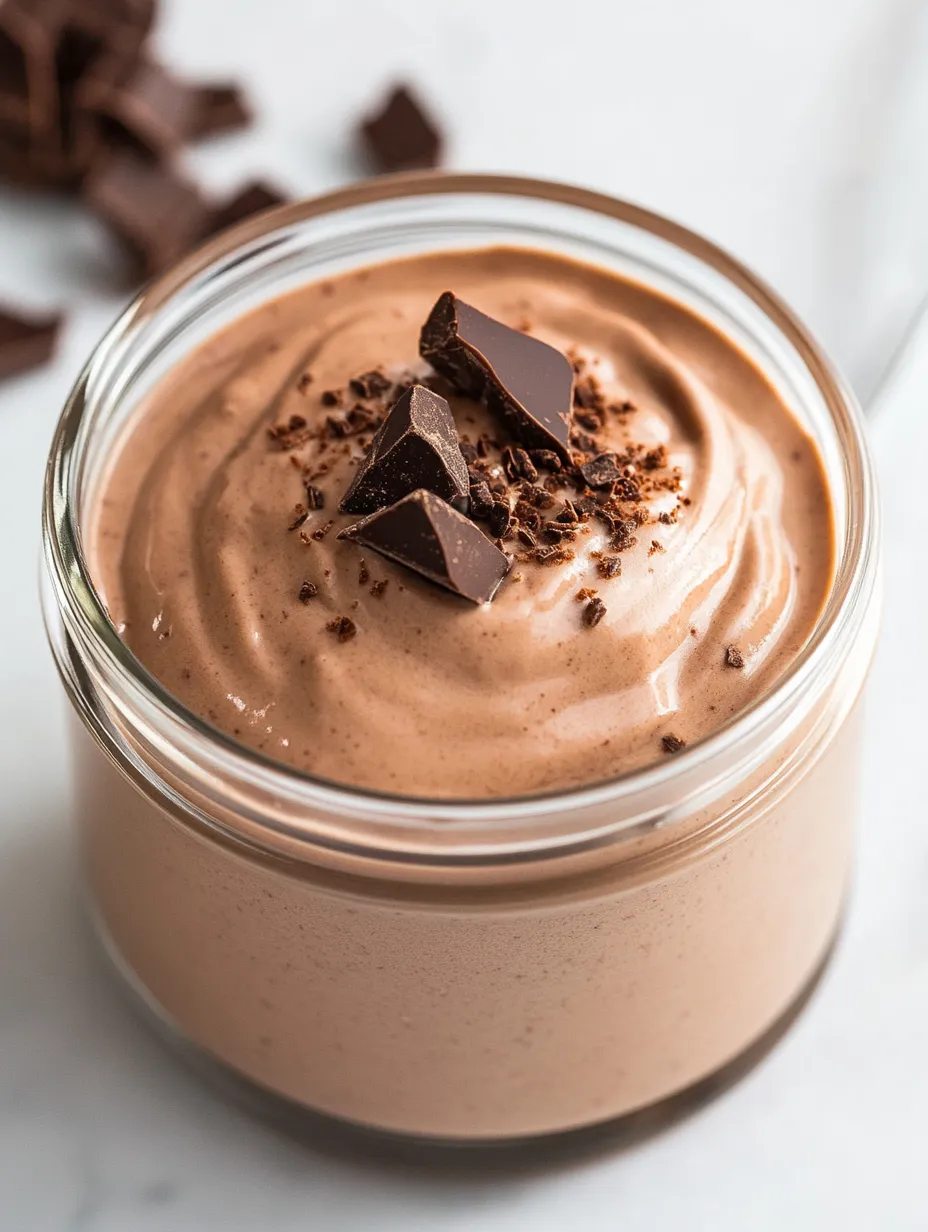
[[91, 249, 834, 798]]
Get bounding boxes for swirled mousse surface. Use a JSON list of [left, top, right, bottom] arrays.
[[90, 248, 835, 798]]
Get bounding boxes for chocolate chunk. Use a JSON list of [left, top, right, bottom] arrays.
[[339, 489, 511, 605], [187, 81, 252, 140], [203, 179, 289, 238], [83, 149, 209, 278], [597, 555, 622, 579], [580, 452, 623, 489], [0, 305, 61, 379], [305, 485, 325, 510], [339, 384, 468, 516], [79, 55, 198, 161], [359, 83, 441, 172], [420, 293, 574, 463]]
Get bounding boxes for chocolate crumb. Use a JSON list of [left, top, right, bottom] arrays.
[[311, 520, 335, 541], [580, 452, 622, 489], [611, 521, 638, 552], [530, 449, 563, 473], [517, 525, 537, 548], [349, 369, 391, 399], [326, 616, 357, 642], [320, 390, 340, 407], [370, 579, 389, 598], [725, 645, 746, 669], [488, 500, 513, 539], [305, 485, 325, 510], [298, 581, 318, 603], [288, 506, 309, 531], [583, 596, 607, 627], [298, 372, 313, 392], [358, 558, 370, 586], [503, 446, 539, 483], [597, 555, 622, 579], [469, 479, 495, 519], [649, 540, 665, 556], [661, 734, 686, 754], [576, 588, 598, 602]]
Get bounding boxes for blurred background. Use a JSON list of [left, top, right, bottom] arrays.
[[1, 0, 926, 1228]]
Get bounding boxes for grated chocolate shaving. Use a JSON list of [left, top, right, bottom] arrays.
[[326, 616, 357, 642]]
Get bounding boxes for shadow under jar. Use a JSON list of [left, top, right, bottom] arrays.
[[42, 175, 880, 1146]]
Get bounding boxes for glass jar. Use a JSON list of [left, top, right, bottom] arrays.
[[42, 174, 880, 1147]]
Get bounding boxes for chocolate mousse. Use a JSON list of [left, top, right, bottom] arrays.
[[89, 247, 835, 798]]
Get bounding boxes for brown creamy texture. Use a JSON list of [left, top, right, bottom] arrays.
[[91, 249, 835, 798]]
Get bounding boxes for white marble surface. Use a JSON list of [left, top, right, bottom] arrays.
[[1, 0, 927, 1227]]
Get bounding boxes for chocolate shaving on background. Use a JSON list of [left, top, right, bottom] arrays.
[[0, 306, 62, 379], [187, 82, 252, 141], [339, 489, 511, 605], [420, 293, 574, 463], [83, 149, 210, 279], [203, 179, 289, 239], [0, 0, 265, 292], [359, 83, 442, 173], [77, 53, 198, 163]]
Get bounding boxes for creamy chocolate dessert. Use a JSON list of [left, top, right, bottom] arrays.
[[90, 248, 834, 799]]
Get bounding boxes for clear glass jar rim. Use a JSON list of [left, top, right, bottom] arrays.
[[43, 172, 879, 845]]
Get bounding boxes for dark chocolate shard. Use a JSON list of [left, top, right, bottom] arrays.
[[339, 490, 511, 605], [580, 452, 623, 489], [187, 81, 252, 140], [339, 384, 469, 516], [78, 54, 197, 161], [420, 293, 574, 463], [83, 149, 209, 278], [359, 83, 441, 172], [202, 179, 288, 238], [0, 305, 62, 379]]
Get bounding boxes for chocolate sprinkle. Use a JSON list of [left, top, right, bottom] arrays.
[[420, 292, 574, 463], [339, 384, 469, 516], [339, 489, 511, 605], [0, 306, 62, 379]]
